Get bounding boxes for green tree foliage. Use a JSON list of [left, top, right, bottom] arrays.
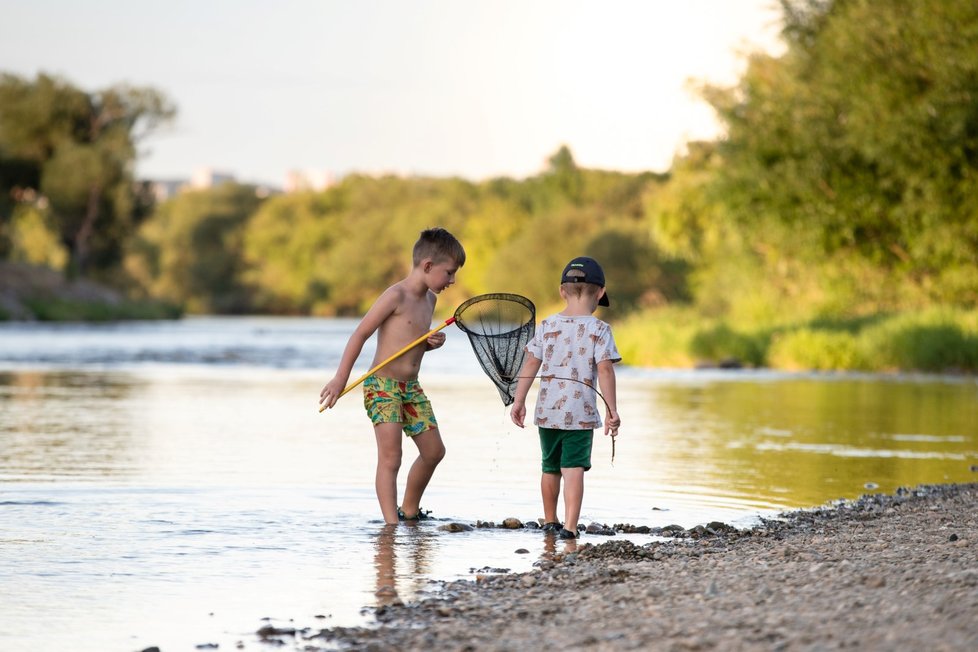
[[698, 0, 978, 313], [126, 184, 263, 313], [0, 73, 174, 279], [240, 174, 480, 316], [234, 148, 677, 318], [241, 191, 340, 314]]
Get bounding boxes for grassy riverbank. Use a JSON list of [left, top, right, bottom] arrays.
[[0, 262, 181, 321], [615, 306, 978, 374], [4, 259, 975, 375]]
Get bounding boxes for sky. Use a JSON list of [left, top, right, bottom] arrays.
[[1, 1, 784, 187]]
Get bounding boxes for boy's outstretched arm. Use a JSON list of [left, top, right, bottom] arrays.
[[509, 355, 541, 428], [319, 288, 399, 409], [597, 359, 620, 436]]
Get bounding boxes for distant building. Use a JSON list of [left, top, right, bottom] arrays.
[[146, 168, 287, 202], [149, 179, 188, 202], [191, 167, 237, 189], [284, 169, 335, 193]]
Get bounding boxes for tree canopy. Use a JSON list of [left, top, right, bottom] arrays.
[[683, 0, 978, 316], [0, 72, 174, 279]]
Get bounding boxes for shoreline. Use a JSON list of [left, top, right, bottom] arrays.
[[260, 483, 977, 651]]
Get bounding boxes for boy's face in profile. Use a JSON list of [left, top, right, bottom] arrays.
[[423, 259, 459, 293]]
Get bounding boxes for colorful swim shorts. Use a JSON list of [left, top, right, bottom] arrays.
[[363, 375, 438, 437]]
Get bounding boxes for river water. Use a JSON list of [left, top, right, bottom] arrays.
[[1, 317, 976, 651]]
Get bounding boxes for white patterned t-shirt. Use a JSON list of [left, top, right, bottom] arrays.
[[525, 314, 621, 430]]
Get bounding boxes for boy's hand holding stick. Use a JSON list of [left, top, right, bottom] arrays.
[[319, 318, 455, 412]]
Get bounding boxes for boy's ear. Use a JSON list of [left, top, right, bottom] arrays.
[[422, 259, 433, 272]]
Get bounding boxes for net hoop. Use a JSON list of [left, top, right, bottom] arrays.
[[453, 293, 535, 406], [453, 293, 535, 336]]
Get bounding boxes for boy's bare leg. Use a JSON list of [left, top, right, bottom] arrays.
[[541, 471, 561, 524], [399, 427, 446, 518], [561, 467, 585, 533], [374, 423, 405, 524]]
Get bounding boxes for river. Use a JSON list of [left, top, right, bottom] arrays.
[[1, 316, 975, 651]]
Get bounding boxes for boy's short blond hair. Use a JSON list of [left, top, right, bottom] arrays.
[[561, 269, 603, 300], [560, 256, 610, 307], [413, 227, 466, 267]]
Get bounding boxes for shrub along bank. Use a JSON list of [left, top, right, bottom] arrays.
[[615, 307, 978, 374]]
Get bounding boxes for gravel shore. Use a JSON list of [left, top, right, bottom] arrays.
[[263, 483, 977, 651]]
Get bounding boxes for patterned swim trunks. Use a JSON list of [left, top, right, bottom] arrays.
[[363, 375, 438, 437]]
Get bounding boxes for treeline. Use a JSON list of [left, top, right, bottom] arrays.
[[123, 150, 682, 318], [2, 0, 977, 371]]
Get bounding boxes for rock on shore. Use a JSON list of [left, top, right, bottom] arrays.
[[278, 483, 978, 651]]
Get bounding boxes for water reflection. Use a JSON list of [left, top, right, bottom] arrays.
[[372, 523, 437, 607], [2, 368, 976, 513], [0, 371, 142, 480], [638, 375, 978, 508], [542, 530, 578, 557]]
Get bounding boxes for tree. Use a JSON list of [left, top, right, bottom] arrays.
[[0, 73, 175, 279], [126, 184, 263, 313], [699, 0, 978, 310]]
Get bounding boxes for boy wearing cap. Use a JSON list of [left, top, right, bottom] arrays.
[[510, 257, 622, 540]]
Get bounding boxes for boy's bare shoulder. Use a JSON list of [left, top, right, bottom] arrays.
[[375, 280, 412, 305], [372, 281, 430, 313]]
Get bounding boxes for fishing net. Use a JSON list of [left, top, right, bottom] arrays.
[[453, 293, 536, 406]]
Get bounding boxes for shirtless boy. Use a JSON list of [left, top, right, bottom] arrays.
[[319, 228, 465, 524]]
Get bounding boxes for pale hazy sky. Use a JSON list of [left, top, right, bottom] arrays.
[[1, 1, 783, 186]]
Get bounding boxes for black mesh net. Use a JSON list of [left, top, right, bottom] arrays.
[[453, 293, 536, 406]]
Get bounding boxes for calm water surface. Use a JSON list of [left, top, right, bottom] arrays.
[[1, 317, 976, 651]]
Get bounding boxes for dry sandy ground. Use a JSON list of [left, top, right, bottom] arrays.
[[251, 483, 977, 651]]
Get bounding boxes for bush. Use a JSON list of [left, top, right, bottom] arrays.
[[859, 311, 978, 373], [614, 305, 978, 374], [768, 329, 866, 371], [689, 323, 767, 367], [613, 307, 698, 368], [23, 297, 182, 322]]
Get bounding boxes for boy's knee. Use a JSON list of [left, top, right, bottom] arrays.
[[422, 436, 446, 464], [378, 450, 402, 471], [425, 442, 446, 464]]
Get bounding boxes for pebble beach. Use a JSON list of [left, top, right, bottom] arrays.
[[253, 483, 977, 651]]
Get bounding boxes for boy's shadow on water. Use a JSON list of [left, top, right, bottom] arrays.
[[373, 523, 435, 607]]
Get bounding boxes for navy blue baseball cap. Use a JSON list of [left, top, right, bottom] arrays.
[[560, 256, 610, 306]]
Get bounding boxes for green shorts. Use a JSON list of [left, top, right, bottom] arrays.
[[363, 375, 438, 437], [539, 427, 593, 473]]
